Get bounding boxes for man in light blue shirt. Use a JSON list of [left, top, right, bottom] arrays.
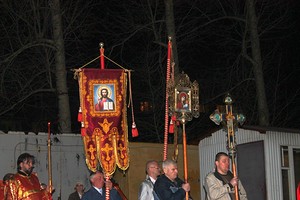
[[138, 160, 161, 200]]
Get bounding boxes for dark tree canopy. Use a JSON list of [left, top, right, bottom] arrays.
[[0, 0, 299, 144]]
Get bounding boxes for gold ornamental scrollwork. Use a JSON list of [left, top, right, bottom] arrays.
[[168, 72, 200, 123]]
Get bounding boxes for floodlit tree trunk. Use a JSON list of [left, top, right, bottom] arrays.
[[164, 0, 179, 75], [246, 0, 270, 126], [50, 0, 72, 133]]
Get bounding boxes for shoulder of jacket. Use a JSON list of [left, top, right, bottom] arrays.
[[206, 172, 215, 178]]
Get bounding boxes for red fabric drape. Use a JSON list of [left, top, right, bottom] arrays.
[[78, 69, 129, 175]]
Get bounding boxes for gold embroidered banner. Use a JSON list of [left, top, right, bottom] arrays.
[[78, 69, 129, 175]]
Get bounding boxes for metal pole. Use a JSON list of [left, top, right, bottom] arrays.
[[226, 103, 239, 200], [182, 122, 189, 200], [231, 154, 239, 200], [47, 122, 53, 195]]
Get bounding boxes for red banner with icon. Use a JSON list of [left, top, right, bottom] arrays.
[[78, 69, 129, 175]]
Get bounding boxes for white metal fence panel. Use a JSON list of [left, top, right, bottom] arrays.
[[0, 131, 89, 200]]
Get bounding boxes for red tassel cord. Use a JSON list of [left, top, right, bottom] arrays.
[[131, 122, 139, 137], [128, 71, 139, 137], [77, 107, 82, 122]]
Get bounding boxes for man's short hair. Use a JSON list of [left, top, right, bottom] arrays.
[[215, 152, 229, 161], [17, 153, 35, 170], [88, 169, 104, 184], [74, 181, 84, 189], [75, 181, 84, 186], [162, 159, 177, 169], [89, 169, 103, 177], [41, 183, 47, 189], [3, 173, 14, 183]]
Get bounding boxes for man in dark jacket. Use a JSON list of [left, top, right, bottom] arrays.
[[154, 159, 191, 200], [68, 181, 85, 200], [82, 170, 121, 200]]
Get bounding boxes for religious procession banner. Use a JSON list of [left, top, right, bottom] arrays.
[[77, 69, 129, 176]]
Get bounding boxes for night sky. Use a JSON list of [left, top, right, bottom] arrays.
[[0, 0, 299, 144]]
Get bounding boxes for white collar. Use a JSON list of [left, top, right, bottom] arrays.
[[93, 186, 103, 195], [149, 176, 156, 184]]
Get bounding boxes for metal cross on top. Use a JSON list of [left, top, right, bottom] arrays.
[[209, 93, 245, 200], [210, 94, 245, 155]]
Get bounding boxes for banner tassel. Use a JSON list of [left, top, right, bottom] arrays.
[[169, 115, 176, 134], [131, 122, 139, 137], [128, 71, 139, 137], [169, 119, 174, 133], [77, 107, 82, 122]]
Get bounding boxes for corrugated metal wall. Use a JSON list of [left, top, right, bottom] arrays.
[[264, 131, 300, 200], [199, 128, 300, 200]]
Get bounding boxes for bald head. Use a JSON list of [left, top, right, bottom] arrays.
[[145, 160, 161, 180]]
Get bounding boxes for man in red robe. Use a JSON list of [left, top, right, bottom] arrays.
[[6, 153, 52, 200], [0, 173, 14, 199], [0, 180, 4, 200]]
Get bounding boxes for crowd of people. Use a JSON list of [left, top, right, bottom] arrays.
[[137, 153, 247, 200], [0, 152, 249, 200], [0, 153, 123, 200]]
